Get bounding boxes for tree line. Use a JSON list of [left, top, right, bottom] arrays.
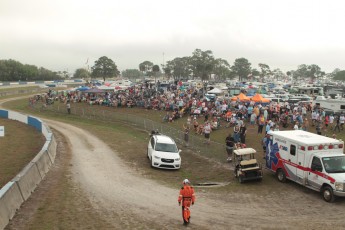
[[2, 49, 345, 82], [0, 59, 64, 81], [77, 49, 345, 82]]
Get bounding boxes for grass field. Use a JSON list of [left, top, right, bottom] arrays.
[[4, 96, 345, 229], [3, 97, 345, 189], [0, 117, 45, 188]]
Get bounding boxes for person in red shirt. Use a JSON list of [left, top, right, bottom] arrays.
[[178, 179, 196, 225]]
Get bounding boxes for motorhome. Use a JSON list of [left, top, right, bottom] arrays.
[[313, 96, 345, 114], [104, 79, 135, 90], [291, 86, 324, 96]]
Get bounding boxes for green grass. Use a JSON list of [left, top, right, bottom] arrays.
[[0, 117, 45, 187], [3, 98, 345, 189]]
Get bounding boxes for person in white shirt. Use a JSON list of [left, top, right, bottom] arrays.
[[340, 114, 345, 130], [329, 114, 334, 129], [293, 122, 299, 130], [203, 122, 212, 144]]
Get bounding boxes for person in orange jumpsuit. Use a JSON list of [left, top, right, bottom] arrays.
[[178, 179, 196, 225]]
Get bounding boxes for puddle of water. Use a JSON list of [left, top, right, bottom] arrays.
[[194, 182, 230, 187]]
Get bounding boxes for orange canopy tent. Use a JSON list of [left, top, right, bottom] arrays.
[[250, 93, 271, 103], [231, 93, 250, 102]]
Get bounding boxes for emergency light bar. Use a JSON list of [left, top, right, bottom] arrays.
[[300, 144, 343, 151]]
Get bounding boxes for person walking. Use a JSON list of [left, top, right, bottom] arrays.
[[178, 179, 196, 225]]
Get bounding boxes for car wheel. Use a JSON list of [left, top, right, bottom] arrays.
[[322, 186, 335, 202], [276, 169, 286, 183]]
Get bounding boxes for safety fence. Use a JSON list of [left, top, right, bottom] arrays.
[[34, 103, 227, 163], [0, 109, 57, 230]]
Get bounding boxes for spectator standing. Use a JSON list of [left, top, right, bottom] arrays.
[[293, 122, 299, 130], [239, 123, 247, 144], [265, 121, 271, 134], [233, 124, 240, 142], [250, 113, 257, 126], [334, 116, 341, 132], [225, 134, 235, 162], [258, 114, 265, 134], [324, 115, 329, 131], [340, 114, 345, 130], [329, 114, 334, 130], [316, 121, 322, 135], [183, 123, 190, 147], [66, 101, 71, 114], [203, 122, 212, 144]]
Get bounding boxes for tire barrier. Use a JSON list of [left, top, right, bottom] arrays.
[[0, 109, 56, 230]]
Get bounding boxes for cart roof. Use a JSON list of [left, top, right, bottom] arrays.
[[234, 148, 257, 156], [269, 130, 342, 145]]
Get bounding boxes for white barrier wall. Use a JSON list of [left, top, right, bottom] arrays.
[[0, 182, 24, 228], [0, 110, 56, 230], [8, 111, 27, 124], [13, 163, 43, 201]]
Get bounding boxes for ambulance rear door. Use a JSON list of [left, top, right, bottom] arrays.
[[296, 149, 306, 184], [287, 142, 298, 181]]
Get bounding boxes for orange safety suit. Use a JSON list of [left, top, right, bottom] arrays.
[[178, 185, 196, 223]]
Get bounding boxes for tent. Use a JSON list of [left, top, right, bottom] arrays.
[[250, 93, 271, 103], [231, 93, 250, 102], [74, 86, 90, 91], [84, 88, 105, 93], [207, 88, 223, 94]]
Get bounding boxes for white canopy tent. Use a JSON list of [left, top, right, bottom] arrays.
[[207, 88, 223, 94]]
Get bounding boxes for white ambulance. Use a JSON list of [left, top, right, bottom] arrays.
[[265, 130, 345, 202]]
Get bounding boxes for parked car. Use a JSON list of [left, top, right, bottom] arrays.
[[204, 93, 216, 102], [147, 131, 181, 169]]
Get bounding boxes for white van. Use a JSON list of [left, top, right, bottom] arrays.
[[265, 130, 345, 202]]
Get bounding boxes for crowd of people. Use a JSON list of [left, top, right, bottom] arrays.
[[31, 81, 343, 162]]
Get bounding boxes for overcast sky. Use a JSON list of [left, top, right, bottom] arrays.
[[1, 0, 345, 74]]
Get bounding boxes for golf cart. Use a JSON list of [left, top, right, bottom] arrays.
[[233, 148, 263, 183]]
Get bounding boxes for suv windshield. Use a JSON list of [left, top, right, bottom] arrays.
[[322, 156, 345, 173], [155, 143, 178, 153]]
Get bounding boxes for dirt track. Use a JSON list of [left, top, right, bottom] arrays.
[[40, 120, 345, 229]]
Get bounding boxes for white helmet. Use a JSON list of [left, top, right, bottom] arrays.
[[183, 179, 190, 184]]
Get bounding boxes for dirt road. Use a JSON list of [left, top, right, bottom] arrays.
[[42, 120, 344, 229], [2, 101, 345, 229]]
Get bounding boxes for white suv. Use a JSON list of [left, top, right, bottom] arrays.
[[147, 132, 181, 169]]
